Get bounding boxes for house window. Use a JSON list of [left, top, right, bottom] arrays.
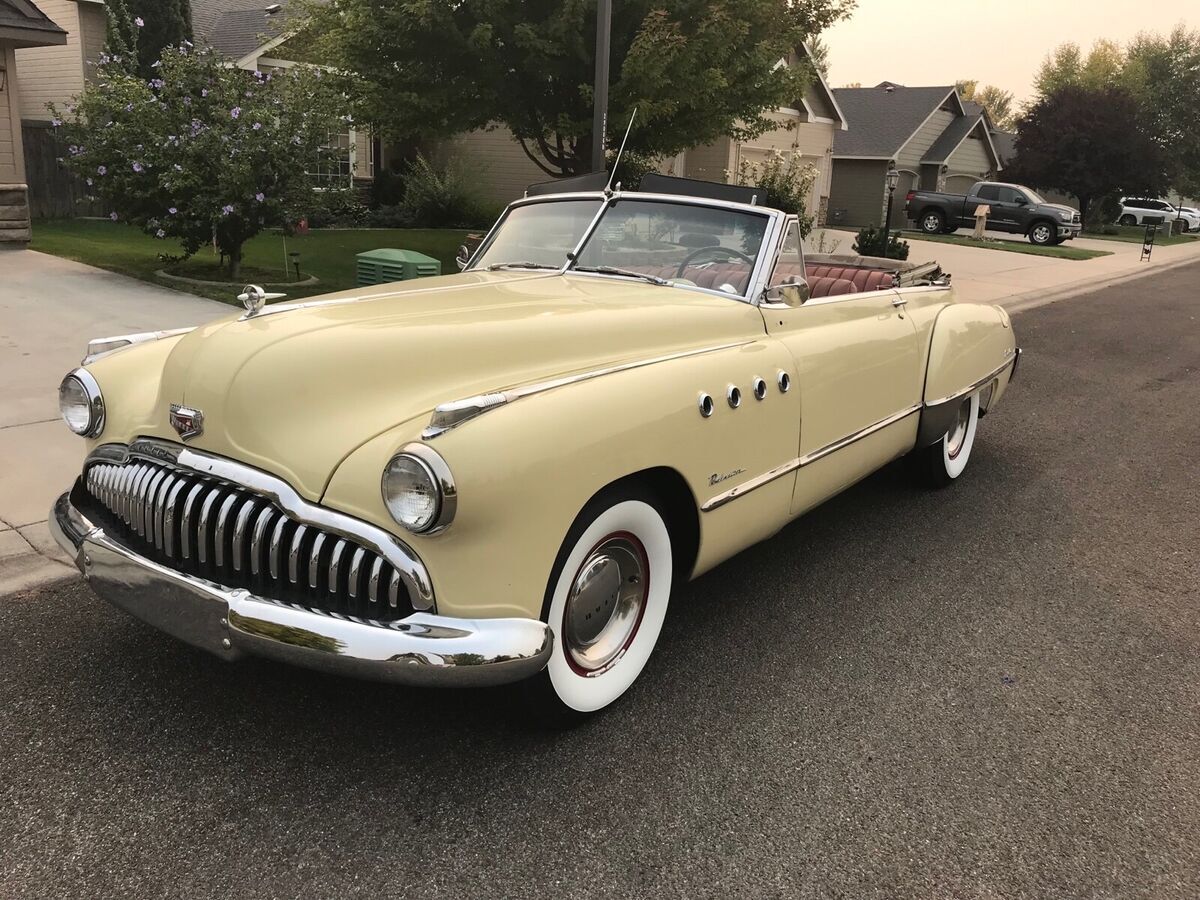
[[310, 131, 354, 188]]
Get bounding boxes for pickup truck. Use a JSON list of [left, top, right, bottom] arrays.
[[905, 181, 1082, 246]]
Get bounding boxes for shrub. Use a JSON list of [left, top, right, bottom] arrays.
[[397, 154, 489, 228], [853, 224, 910, 259], [53, 45, 346, 278], [1086, 193, 1123, 230], [302, 187, 369, 229], [732, 150, 818, 236]]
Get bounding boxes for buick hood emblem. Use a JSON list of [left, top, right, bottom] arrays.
[[169, 404, 204, 441]]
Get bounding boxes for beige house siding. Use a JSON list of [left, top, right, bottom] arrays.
[[1, 45, 22, 181], [78, 0, 106, 85], [896, 107, 955, 171], [683, 138, 734, 183], [945, 132, 992, 179], [828, 158, 887, 227], [439, 127, 550, 207], [14, 0, 87, 122], [731, 113, 836, 219]]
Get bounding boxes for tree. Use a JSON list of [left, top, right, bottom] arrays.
[[297, 0, 856, 177], [807, 35, 831, 77], [1125, 26, 1200, 200], [956, 79, 1016, 130], [104, 0, 192, 80], [1035, 39, 1124, 97], [53, 46, 346, 278], [1008, 83, 1168, 222]]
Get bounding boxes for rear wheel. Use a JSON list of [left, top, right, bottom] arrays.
[[1119, 214, 1137, 227], [913, 393, 981, 488], [522, 489, 674, 726], [920, 210, 945, 234]]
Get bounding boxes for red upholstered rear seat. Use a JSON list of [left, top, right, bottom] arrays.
[[591, 260, 895, 300]]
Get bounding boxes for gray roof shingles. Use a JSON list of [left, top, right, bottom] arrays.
[[0, 0, 67, 41], [192, 0, 295, 60], [832, 84, 957, 158]]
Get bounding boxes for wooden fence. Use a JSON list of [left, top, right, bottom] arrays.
[[21, 121, 105, 220]]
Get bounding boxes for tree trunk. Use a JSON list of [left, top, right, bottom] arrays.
[[1077, 195, 1091, 226], [227, 245, 243, 281]]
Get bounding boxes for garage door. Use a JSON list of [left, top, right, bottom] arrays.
[[945, 174, 982, 195]]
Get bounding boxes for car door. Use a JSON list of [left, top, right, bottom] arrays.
[[763, 222, 924, 515]]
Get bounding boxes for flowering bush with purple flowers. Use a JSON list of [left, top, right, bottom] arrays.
[[53, 46, 346, 278]]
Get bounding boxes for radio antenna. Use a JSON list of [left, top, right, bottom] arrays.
[[604, 107, 638, 195]]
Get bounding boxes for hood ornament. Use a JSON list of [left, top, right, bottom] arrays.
[[169, 404, 204, 441], [237, 284, 287, 318]]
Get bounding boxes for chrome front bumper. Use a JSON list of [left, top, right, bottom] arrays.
[[50, 490, 553, 687]]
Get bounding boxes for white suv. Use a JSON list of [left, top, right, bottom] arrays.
[[1119, 198, 1200, 233]]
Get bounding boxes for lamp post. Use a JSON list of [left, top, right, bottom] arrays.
[[591, 0, 612, 174], [883, 162, 900, 259]]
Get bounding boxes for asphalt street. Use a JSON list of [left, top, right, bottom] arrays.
[[3, 263, 1199, 899]]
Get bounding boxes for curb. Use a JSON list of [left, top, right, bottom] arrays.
[[1001, 252, 1200, 314], [155, 269, 320, 289]]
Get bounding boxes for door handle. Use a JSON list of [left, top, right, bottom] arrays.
[[891, 294, 908, 308]]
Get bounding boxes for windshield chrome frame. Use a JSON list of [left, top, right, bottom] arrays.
[[465, 191, 791, 305]]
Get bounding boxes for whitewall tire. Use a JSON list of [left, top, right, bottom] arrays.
[[524, 493, 673, 723], [914, 392, 981, 487]]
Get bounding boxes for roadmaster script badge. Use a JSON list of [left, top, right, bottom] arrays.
[[169, 404, 204, 441]]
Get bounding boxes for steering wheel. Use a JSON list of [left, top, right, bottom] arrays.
[[675, 245, 756, 279]]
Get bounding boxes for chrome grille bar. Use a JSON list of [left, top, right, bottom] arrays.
[[78, 445, 424, 622]]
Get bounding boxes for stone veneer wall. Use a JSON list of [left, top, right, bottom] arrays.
[[0, 184, 33, 244]]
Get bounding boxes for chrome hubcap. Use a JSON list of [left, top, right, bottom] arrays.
[[1034, 226, 1050, 242], [924, 215, 940, 231], [563, 534, 647, 674], [946, 398, 972, 459]]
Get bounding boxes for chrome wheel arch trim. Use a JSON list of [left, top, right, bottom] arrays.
[[83, 438, 435, 610], [423, 341, 754, 439]]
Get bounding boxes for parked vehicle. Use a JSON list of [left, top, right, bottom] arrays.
[[906, 181, 1082, 246], [50, 181, 1020, 722], [1118, 198, 1200, 233]]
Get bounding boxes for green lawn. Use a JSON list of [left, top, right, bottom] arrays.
[[1079, 225, 1200, 247], [30, 219, 472, 304], [900, 230, 1114, 261]]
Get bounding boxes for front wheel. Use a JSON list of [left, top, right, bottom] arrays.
[[1028, 222, 1055, 245], [1119, 214, 1137, 227], [522, 490, 674, 726], [912, 393, 981, 488], [920, 210, 946, 234]]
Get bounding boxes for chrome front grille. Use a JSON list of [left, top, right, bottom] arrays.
[[81, 458, 417, 622]]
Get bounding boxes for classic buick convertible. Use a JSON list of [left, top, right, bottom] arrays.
[[51, 179, 1019, 721]]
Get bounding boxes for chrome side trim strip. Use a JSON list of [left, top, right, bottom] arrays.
[[424, 341, 754, 439], [924, 355, 1016, 409], [85, 439, 435, 610], [701, 404, 922, 512]]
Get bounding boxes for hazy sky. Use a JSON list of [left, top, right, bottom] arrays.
[[822, 0, 1199, 103]]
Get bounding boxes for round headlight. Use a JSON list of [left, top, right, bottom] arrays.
[[58, 369, 105, 437], [381, 446, 456, 534]]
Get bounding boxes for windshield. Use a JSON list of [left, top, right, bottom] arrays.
[[1023, 188, 1046, 204], [572, 199, 769, 297], [472, 199, 600, 270], [470, 195, 773, 299]]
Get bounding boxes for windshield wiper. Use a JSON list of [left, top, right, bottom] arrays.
[[571, 265, 670, 286], [485, 262, 560, 271]]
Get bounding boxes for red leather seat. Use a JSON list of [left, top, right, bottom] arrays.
[[807, 276, 857, 298], [805, 264, 896, 292]]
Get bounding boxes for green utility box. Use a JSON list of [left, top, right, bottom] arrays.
[[356, 249, 442, 286]]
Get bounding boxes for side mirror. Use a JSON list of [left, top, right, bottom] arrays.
[[1014, 197, 1028, 206], [455, 244, 471, 271], [764, 280, 810, 307]]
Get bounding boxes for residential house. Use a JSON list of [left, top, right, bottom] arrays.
[[1, 0, 67, 242], [193, 0, 377, 188], [442, 44, 848, 219], [12, 0, 102, 124], [828, 82, 1003, 229]]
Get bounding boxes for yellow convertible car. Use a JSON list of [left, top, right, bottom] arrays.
[[50, 178, 1019, 722]]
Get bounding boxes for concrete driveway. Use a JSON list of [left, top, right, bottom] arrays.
[[0, 249, 229, 591]]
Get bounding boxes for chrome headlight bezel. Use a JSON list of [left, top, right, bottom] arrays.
[[381, 443, 457, 534], [58, 368, 105, 438]]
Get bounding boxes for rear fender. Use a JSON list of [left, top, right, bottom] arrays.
[[916, 303, 1017, 446]]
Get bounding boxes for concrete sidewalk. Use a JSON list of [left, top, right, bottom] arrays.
[[811, 227, 1200, 309], [0, 248, 230, 594]]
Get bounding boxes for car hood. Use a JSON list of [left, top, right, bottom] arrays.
[[145, 270, 765, 500], [1042, 203, 1079, 217]]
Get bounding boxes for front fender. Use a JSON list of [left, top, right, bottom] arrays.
[[321, 339, 799, 619], [916, 303, 1017, 446]]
